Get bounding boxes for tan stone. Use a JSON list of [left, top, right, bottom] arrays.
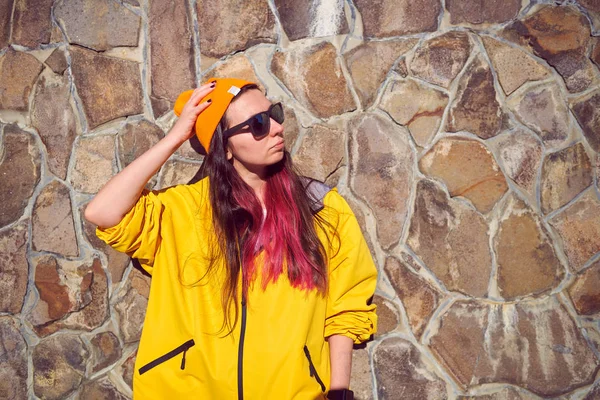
[[79, 377, 129, 399], [149, 0, 195, 117], [282, 105, 300, 149], [31, 255, 72, 326], [44, 47, 68, 74], [293, 124, 345, 186], [70, 135, 117, 194], [503, 5, 592, 93], [31, 74, 78, 180], [447, 0, 521, 25], [55, 0, 140, 51], [271, 42, 356, 119], [489, 129, 542, 198], [446, 55, 504, 139], [0, 126, 41, 227], [159, 159, 201, 189], [344, 39, 417, 108], [197, 0, 276, 58], [568, 259, 600, 316], [81, 204, 130, 285], [0, 317, 28, 400], [0, 222, 29, 314], [344, 196, 376, 257], [541, 142, 593, 214], [379, 78, 448, 147], [407, 180, 492, 297], [550, 190, 600, 271], [508, 83, 570, 149], [32, 181, 78, 256], [419, 137, 508, 213], [33, 334, 88, 399], [374, 337, 448, 399], [121, 350, 136, 390], [349, 114, 414, 249], [350, 348, 373, 400], [354, 0, 441, 37], [409, 31, 471, 89], [70, 45, 144, 129], [11, 0, 53, 47], [129, 266, 151, 299], [0, 48, 43, 111], [459, 387, 542, 399], [494, 195, 564, 300], [89, 331, 122, 373], [207, 53, 264, 92], [372, 295, 399, 336], [274, 0, 348, 41], [384, 256, 440, 339], [429, 297, 600, 396], [481, 36, 551, 95], [572, 89, 600, 152], [175, 136, 205, 161]]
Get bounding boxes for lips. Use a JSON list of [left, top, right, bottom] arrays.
[[272, 140, 284, 149]]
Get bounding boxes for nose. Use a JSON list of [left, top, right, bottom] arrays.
[[269, 117, 284, 137]]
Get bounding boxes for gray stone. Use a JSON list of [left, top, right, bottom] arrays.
[[149, 0, 195, 117], [33, 334, 88, 399], [407, 180, 492, 297], [78, 377, 129, 400], [89, 332, 122, 373], [70, 45, 144, 129], [31, 73, 78, 180], [374, 337, 448, 399], [44, 47, 68, 74], [568, 259, 600, 316], [158, 159, 200, 189], [55, 0, 140, 51], [32, 180, 79, 257], [354, 0, 441, 37], [0, 0, 12, 49], [0, 222, 28, 314], [274, 0, 348, 41], [117, 119, 163, 188], [0, 48, 43, 111], [446, 55, 504, 139], [0, 126, 41, 227], [350, 348, 373, 400], [0, 317, 27, 400], [115, 284, 147, 343], [349, 114, 414, 249], [572, 90, 600, 152], [447, 0, 521, 25], [540, 142, 593, 214], [197, 0, 276, 58]]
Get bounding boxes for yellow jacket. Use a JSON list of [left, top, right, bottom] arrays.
[[96, 178, 377, 399]]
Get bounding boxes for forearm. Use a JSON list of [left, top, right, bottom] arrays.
[[328, 334, 353, 390], [85, 131, 186, 229]]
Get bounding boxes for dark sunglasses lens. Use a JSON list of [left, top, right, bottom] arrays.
[[250, 113, 269, 137], [271, 103, 284, 124]]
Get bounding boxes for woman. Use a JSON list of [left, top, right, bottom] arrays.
[[85, 77, 377, 400]]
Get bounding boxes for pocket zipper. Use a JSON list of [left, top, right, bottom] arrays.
[[139, 339, 196, 375], [303, 345, 326, 392]]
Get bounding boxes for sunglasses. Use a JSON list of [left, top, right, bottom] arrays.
[[223, 103, 284, 139]]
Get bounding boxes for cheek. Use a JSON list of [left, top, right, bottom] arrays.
[[228, 136, 265, 161]]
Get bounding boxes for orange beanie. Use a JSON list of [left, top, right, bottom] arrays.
[[173, 77, 255, 152]]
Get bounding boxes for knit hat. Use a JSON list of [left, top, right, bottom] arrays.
[[173, 77, 255, 152]]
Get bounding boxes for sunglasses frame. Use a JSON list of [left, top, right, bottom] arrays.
[[223, 102, 284, 139]]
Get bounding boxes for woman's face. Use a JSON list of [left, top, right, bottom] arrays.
[[224, 89, 285, 178]]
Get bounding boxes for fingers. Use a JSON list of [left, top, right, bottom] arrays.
[[187, 82, 216, 106]]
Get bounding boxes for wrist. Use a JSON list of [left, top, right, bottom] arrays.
[[327, 389, 354, 400]]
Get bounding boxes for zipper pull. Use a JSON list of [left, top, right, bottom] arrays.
[[180, 348, 188, 370]]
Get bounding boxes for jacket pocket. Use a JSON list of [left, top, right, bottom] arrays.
[[139, 339, 195, 375], [303, 345, 326, 392]]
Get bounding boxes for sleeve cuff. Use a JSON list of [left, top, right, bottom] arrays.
[[325, 310, 377, 344]]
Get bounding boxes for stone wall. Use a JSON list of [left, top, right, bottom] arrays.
[[0, 0, 599, 398]]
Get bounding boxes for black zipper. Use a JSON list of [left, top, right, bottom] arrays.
[[303, 345, 326, 392], [238, 296, 247, 400], [138, 339, 195, 375]]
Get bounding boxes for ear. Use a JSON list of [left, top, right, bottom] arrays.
[[226, 146, 233, 161]]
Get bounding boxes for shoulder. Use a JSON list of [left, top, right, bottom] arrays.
[[151, 176, 210, 209]]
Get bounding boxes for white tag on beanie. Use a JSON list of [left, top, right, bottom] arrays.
[[228, 86, 241, 96]]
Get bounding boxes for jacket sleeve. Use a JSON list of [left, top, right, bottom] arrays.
[[95, 188, 165, 275], [323, 190, 378, 344]]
